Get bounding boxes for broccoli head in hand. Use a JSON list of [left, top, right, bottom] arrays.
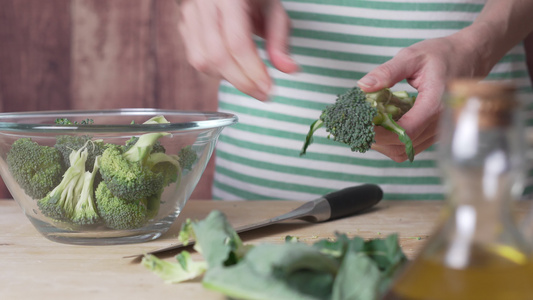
[[300, 86, 415, 162]]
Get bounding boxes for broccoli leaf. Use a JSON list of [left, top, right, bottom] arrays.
[[332, 252, 381, 300], [142, 251, 207, 283], [143, 211, 407, 300], [191, 210, 249, 267], [203, 243, 337, 300]]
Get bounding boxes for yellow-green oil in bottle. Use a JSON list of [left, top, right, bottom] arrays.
[[383, 238, 533, 299]]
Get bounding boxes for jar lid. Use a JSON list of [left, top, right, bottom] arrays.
[[447, 79, 517, 128], [447, 79, 516, 99]]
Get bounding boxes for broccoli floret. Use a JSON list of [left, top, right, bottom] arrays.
[[54, 135, 108, 170], [99, 133, 169, 200], [148, 152, 182, 187], [55, 118, 94, 125], [37, 145, 91, 221], [300, 87, 416, 162], [71, 156, 101, 226], [123, 137, 181, 187], [123, 136, 166, 154], [94, 181, 148, 230], [145, 189, 163, 220], [54, 118, 106, 170], [178, 145, 197, 171], [6, 138, 66, 199]]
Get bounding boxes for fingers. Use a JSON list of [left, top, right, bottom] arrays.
[[178, 0, 272, 101], [372, 84, 444, 162], [372, 121, 439, 162], [218, 1, 271, 100], [357, 48, 420, 92], [179, 3, 210, 73], [264, 1, 299, 74]]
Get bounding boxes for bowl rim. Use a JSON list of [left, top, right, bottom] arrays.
[[0, 108, 238, 133]]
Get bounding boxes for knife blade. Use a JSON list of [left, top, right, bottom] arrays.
[[125, 184, 383, 258]]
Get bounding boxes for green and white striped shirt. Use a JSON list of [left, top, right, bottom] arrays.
[[213, 0, 533, 201]]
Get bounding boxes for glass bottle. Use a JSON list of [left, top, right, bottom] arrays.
[[382, 79, 533, 300]]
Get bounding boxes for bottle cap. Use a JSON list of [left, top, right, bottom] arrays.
[[447, 79, 517, 128]]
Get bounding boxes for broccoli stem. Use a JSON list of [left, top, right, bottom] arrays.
[[143, 115, 170, 124], [300, 118, 324, 156], [123, 132, 170, 164], [147, 152, 183, 187], [72, 156, 101, 225], [379, 114, 414, 162], [38, 148, 88, 220], [366, 89, 414, 121]]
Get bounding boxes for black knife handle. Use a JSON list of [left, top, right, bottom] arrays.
[[324, 184, 383, 220]]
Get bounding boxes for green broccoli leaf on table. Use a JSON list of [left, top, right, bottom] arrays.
[[300, 86, 416, 162], [142, 210, 407, 300]]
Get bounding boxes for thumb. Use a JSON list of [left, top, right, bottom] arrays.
[[264, 1, 299, 74], [357, 53, 417, 92]]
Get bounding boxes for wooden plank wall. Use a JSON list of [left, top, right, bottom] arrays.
[[0, 0, 220, 200]]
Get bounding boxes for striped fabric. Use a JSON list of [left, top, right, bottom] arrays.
[[213, 0, 533, 201]]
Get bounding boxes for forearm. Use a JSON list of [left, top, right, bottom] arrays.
[[452, 0, 533, 76]]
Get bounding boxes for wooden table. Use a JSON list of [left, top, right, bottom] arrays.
[[0, 199, 448, 299]]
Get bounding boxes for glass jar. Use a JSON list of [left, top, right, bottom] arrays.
[[382, 79, 533, 300]]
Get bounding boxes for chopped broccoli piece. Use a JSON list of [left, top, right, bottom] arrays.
[[145, 189, 163, 220], [94, 181, 148, 230], [148, 152, 182, 187], [178, 145, 198, 171], [300, 87, 415, 162], [53, 118, 107, 170], [37, 144, 91, 221], [123, 116, 170, 155], [7, 138, 66, 199], [99, 133, 169, 201], [54, 135, 108, 170], [55, 118, 94, 125], [71, 156, 101, 226], [143, 115, 171, 124], [97, 115, 180, 225], [123, 136, 166, 154]]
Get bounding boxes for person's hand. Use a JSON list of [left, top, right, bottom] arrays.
[[177, 0, 299, 101], [357, 26, 495, 162]]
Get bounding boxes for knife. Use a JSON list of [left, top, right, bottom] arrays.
[[126, 184, 383, 258]]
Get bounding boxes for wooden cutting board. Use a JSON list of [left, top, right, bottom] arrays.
[[2, 199, 527, 299]]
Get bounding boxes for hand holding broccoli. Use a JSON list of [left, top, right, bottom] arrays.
[[301, 86, 416, 162]]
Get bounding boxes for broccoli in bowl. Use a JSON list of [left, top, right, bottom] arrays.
[[1, 112, 223, 245]]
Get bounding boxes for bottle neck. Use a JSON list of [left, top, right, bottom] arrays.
[[437, 123, 528, 268]]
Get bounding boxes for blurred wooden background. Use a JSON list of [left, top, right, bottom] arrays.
[[0, 0, 220, 200]]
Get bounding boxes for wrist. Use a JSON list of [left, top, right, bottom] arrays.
[[448, 23, 498, 78]]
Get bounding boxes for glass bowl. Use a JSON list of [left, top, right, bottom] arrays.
[[0, 109, 237, 245]]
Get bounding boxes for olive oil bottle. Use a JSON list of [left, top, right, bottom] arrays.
[[383, 80, 533, 300]]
